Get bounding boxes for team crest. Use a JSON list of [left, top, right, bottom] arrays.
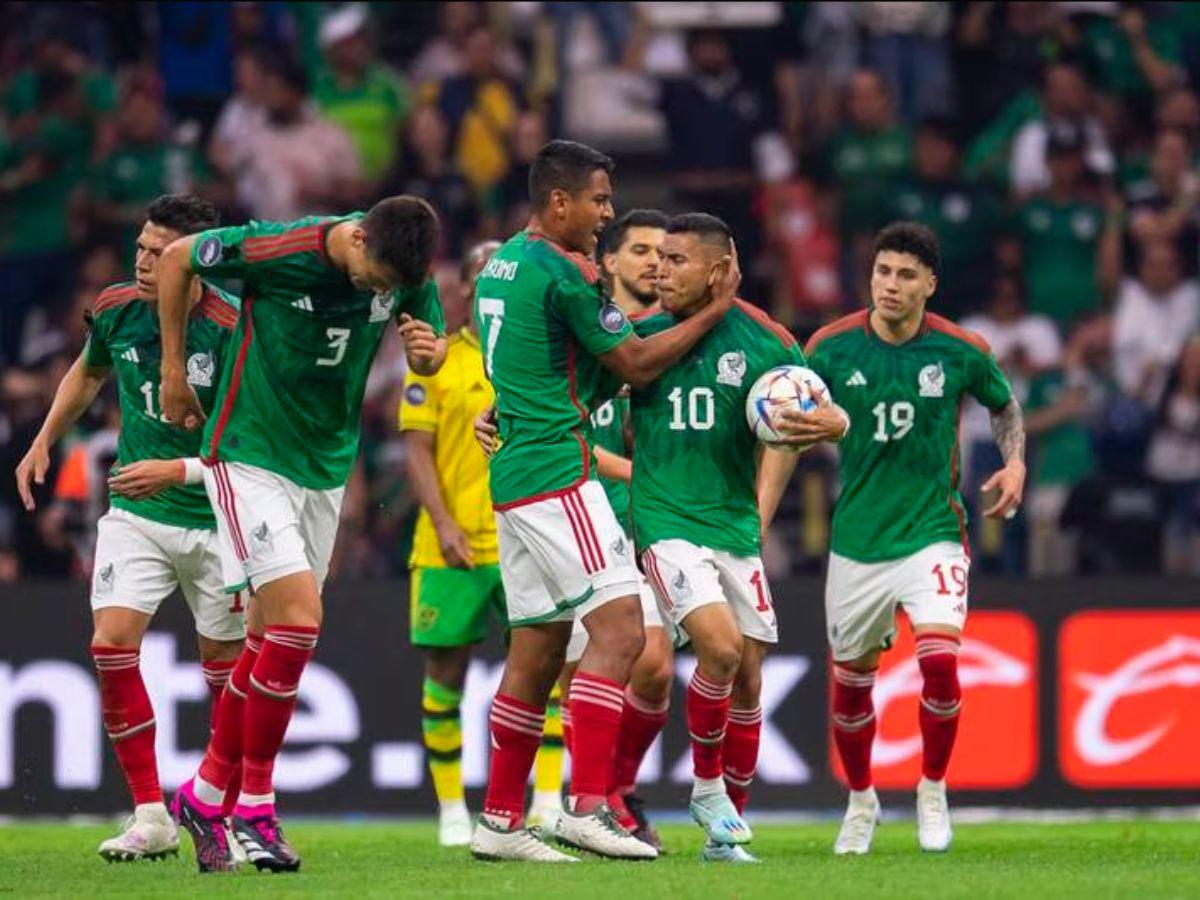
[[186, 351, 215, 387], [918, 362, 945, 398], [250, 521, 274, 556], [716, 351, 747, 387], [370, 291, 394, 322], [672, 570, 692, 600], [95, 563, 115, 596], [610, 536, 627, 560]]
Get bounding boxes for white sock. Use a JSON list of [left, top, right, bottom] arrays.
[[440, 799, 469, 818], [192, 775, 226, 807], [237, 790, 275, 808], [134, 801, 169, 818], [692, 776, 725, 797], [531, 790, 562, 810]]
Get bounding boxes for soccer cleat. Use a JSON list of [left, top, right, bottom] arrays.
[[171, 783, 240, 872], [834, 787, 881, 856], [225, 819, 249, 865], [527, 791, 563, 835], [916, 777, 953, 852], [701, 838, 760, 864], [230, 812, 301, 872], [689, 789, 752, 846], [624, 794, 662, 852], [554, 802, 659, 860], [470, 818, 579, 862], [97, 803, 180, 862], [438, 802, 473, 847]]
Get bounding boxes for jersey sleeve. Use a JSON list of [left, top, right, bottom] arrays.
[[83, 314, 111, 369], [397, 279, 446, 336], [549, 278, 632, 356], [804, 337, 831, 383], [188, 224, 259, 280], [968, 348, 1014, 411], [398, 370, 440, 433]]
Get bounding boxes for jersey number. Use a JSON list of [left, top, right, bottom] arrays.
[[478, 297, 504, 378], [932, 563, 967, 597], [316, 327, 351, 367], [668, 386, 714, 431], [139, 381, 169, 423], [750, 569, 771, 612], [592, 400, 615, 428], [872, 401, 915, 442]]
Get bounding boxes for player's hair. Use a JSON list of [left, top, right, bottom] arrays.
[[362, 196, 441, 287], [665, 212, 733, 253], [146, 194, 220, 234], [528, 140, 614, 210], [598, 208, 668, 260], [873, 221, 940, 273], [461, 239, 502, 282]]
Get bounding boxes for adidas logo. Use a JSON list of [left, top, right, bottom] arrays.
[[845, 370, 868, 387], [120, 347, 140, 364], [292, 295, 314, 312]]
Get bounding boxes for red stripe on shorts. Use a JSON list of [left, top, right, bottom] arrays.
[[567, 489, 605, 572], [561, 492, 597, 574], [215, 463, 249, 561], [642, 549, 672, 610]]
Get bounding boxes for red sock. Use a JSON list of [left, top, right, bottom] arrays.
[[482, 693, 545, 829], [612, 686, 669, 794], [201, 659, 236, 730], [240, 626, 317, 801], [561, 700, 573, 760], [916, 634, 962, 781], [92, 645, 161, 806], [724, 705, 762, 814], [568, 671, 625, 811], [687, 669, 732, 780], [832, 663, 877, 791], [199, 633, 261, 813]]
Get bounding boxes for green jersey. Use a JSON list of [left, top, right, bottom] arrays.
[[475, 230, 633, 509], [190, 215, 445, 490], [805, 310, 1014, 563], [1012, 197, 1104, 328], [588, 393, 632, 534], [84, 281, 240, 529], [630, 301, 805, 557]]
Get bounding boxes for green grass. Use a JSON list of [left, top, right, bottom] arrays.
[[1, 820, 1197, 899]]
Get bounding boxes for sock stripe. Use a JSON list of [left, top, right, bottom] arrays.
[[833, 665, 878, 687], [832, 710, 876, 731], [245, 634, 264, 654], [689, 675, 733, 700], [491, 697, 546, 724], [490, 707, 545, 738], [688, 729, 726, 745], [570, 679, 625, 702], [426, 746, 463, 763], [723, 769, 754, 788], [920, 697, 963, 717], [265, 630, 319, 651], [249, 672, 300, 701], [421, 706, 462, 721], [107, 717, 156, 741], [728, 706, 763, 725]]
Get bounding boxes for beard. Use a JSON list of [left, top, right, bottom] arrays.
[[618, 273, 657, 307]]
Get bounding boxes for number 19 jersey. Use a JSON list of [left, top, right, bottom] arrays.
[[805, 310, 1013, 563]]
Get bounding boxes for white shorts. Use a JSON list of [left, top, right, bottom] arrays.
[[494, 479, 640, 626], [566, 570, 663, 664], [204, 461, 345, 592], [825, 541, 970, 662], [641, 539, 778, 645], [91, 508, 246, 641]]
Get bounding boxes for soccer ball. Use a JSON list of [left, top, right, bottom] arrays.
[[745, 365, 830, 450]]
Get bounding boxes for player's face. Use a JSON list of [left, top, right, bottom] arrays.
[[870, 250, 936, 324], [133, 222, 185, 300], [556, 169, 614, 255], [605, 226, 664, 306], [657, 232, 720, 314]]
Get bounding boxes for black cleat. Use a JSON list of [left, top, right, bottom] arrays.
[[171, 786, 240, 873], [231, 813, 301, 872], [625, 794, 662, 852]]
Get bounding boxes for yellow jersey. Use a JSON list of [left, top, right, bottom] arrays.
[[399, 327, 498, 567]]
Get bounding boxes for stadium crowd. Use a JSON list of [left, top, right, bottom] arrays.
[[2, 0, 1199, 582]]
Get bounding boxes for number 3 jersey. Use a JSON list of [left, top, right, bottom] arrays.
[[189, 215, 445, 490], [804, 309, 1013, 564], [84, 281, 240, 529], [630, 300, 805, 557]]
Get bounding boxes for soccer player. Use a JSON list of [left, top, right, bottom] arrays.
[[469, 141, 739, 863], [401, 240, 565, 845], [803, 222, 1025, 855], [561, 209, 674, 849], [158, 197, 447, 872], [631, 213, 847, 862], [13, 195, 245, 863]]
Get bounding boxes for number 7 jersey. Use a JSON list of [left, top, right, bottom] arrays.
[[805, 310, 1013, 563]]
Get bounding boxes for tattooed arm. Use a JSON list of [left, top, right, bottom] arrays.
[[981, 397, 1027, 518]]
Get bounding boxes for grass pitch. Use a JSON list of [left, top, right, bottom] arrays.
[[1, 819, 1196, 898]]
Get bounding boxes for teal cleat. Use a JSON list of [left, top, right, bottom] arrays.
[[701, 839, 760, 863], [689, 790, 753, 845]]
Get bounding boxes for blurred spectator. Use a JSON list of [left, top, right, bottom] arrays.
[[229, 55, 363, 220], [1009, 61, 1115, 196], [858, 1, 952, 123], [489, 110, 545, 235], [1112, 240, 1200, 408], [1145, 335, 1200, 573], [314, 4, 411, 185], [208, 44, 271, 212], [410, 2, 524, 88], [1005, 125, 1114, 331], [1155, 85, 1200, 146], [884, 116, 1002, 318], [792, 2, 860, 142], [1080, 5, 1186, 106], [429, 24, 522, 195], [1123, 128, 1200, 274], [156, 2, 234, 134]]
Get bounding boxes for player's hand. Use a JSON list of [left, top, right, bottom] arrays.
[[981, 460, 1026, 519], [709, 240, 741, 311], [398, 314, 440, 373], [160, 371, 206, 431], [15, 440, 50, 512], [108, 459, 185, 500], [436, 519, 476, 569], [772, 393, 849, 445], [474, 406, 499, 457]]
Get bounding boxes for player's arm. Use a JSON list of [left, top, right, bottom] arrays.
[[157, 233, 206, 429], [757, 445, 800, 538], [982, 397, 1026, 519], [108, 457, 205, 500], [594, 446, 631, 483], [403, 431, 474, 569], [15, 352, 109, 511], [397, 314, 448, 375]]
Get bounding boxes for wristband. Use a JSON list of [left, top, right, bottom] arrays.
[[181, 458, 205, 485]]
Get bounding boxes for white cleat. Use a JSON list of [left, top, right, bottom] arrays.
[[701, 838, 760, 864], [470, 818, 579, 862], [439, 802, 473, 847], [554, 803, 659, 860], [834, 787, 881, 856], [527, 791, 563, 835], [98, 803, 180, 862], [917, 777, 953, 852]]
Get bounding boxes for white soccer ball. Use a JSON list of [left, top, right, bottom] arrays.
[[745, 365, 830, 450]]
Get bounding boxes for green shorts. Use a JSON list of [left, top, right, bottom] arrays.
[[410, 564, 507, 647]]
